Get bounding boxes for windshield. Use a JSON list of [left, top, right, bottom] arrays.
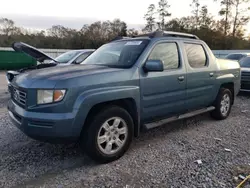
[[239, 57, 250, 68], [225, 54, 246, 61], [54, 51, 82, 63], [82, 39, 149, 68]]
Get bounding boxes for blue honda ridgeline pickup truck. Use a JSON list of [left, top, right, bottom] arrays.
[[8, 31, 240, 163]]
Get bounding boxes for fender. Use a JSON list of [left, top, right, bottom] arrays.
[[215, 72, 240, 97], [71, 86, 140, 137], [216, 71, 240, 87]]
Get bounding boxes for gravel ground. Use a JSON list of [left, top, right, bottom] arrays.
[[0, 71, 250, 188]]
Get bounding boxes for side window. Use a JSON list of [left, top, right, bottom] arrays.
[[148, 43, 179, 70], [184, 43, 207, 68], [75, 52, 92, 64]]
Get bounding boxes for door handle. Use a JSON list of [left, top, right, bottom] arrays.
[[209, 73, 214, 77], [178, 76, 185, 81]]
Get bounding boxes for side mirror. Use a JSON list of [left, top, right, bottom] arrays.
[[144, 60, 164, 72]]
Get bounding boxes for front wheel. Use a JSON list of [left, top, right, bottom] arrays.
[[81, 106, 133, 163], [211, 88, 232, 120]]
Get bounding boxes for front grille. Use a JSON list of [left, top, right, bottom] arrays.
[[241, 81, 250, 90], [241, 71, 250, 81], [12, 87, 27, 106]]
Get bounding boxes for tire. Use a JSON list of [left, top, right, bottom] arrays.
[[211, 88, 232, 120], [81, 106, 134, 163]]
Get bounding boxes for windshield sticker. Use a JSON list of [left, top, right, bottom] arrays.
[[125, 41, 143, 46]]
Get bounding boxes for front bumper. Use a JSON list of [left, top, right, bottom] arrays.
[[8, 100, 79, 143]]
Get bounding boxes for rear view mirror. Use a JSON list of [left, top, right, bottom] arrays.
[[144, 60, 164, 72]]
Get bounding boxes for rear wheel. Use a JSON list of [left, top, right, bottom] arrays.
[[81, 106, 133, 163], [211, 88, 232, 120]]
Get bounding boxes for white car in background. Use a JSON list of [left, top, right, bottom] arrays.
[[224, 53, 250, 61], [6, 42, 95, 86]]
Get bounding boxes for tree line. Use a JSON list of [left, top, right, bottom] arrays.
[[0, 0, 250, 50], [144, 0, 250, 49], [0, 18, 132, 49]]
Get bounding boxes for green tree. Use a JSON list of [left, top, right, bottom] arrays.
[[199, 6, 214, 29], [79, 19, 128, 48], [157, 0, 171, 30], [165, 18, 184, 32], [81, 21, 110, 48], [232, 0, 250, 37], [217, 0, 234, 36], [0, 18, 21, 36], [109, 19, 127, 37], [190, 0, 200, 29], [143, 4, 156, 32], [127, 29, 139, 37]]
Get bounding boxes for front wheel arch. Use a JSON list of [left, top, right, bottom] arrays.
[[80, 98, 139, 139]]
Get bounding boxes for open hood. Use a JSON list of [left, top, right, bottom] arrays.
[[12, 42, 58, 63]]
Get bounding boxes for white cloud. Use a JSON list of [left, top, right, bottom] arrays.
[[0, 0, 216, 24], [0, 0, 249, 34]]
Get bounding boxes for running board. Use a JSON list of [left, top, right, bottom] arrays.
[[240, 89, 250, 92], [143, 106, 215, 130]]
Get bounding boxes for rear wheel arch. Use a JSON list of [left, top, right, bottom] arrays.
[[219, 82, 234, 104], [211, 87, 232, 120]]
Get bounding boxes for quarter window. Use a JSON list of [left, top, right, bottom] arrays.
[[75, 52, 92, 64], [148, 43, 179, 70], [184, 43, 207, 68]]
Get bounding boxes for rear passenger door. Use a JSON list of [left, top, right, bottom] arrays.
[[183, 42, 217, 110], [140, 41, 187, 122]]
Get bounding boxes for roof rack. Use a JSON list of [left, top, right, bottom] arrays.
[[134, 31, 199, 40]]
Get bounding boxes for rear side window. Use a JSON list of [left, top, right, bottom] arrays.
[[184, 43, 207, 68], [148, 43, 179, 70]]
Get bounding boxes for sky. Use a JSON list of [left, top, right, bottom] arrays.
[[0, 0, 249, 33]]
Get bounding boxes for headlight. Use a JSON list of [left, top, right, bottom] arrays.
[[6, 75, 10, 84], [37, 90, 66, 104], [6, 73, 12, 83]]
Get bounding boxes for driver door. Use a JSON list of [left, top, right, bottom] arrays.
[[140, 41, 187, 122]]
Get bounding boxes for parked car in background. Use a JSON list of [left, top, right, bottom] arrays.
[[6, 42, 95, 85], [224, 53, 250, 61], [8, 31, 240, 163], [239, 56, 250, 92]]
